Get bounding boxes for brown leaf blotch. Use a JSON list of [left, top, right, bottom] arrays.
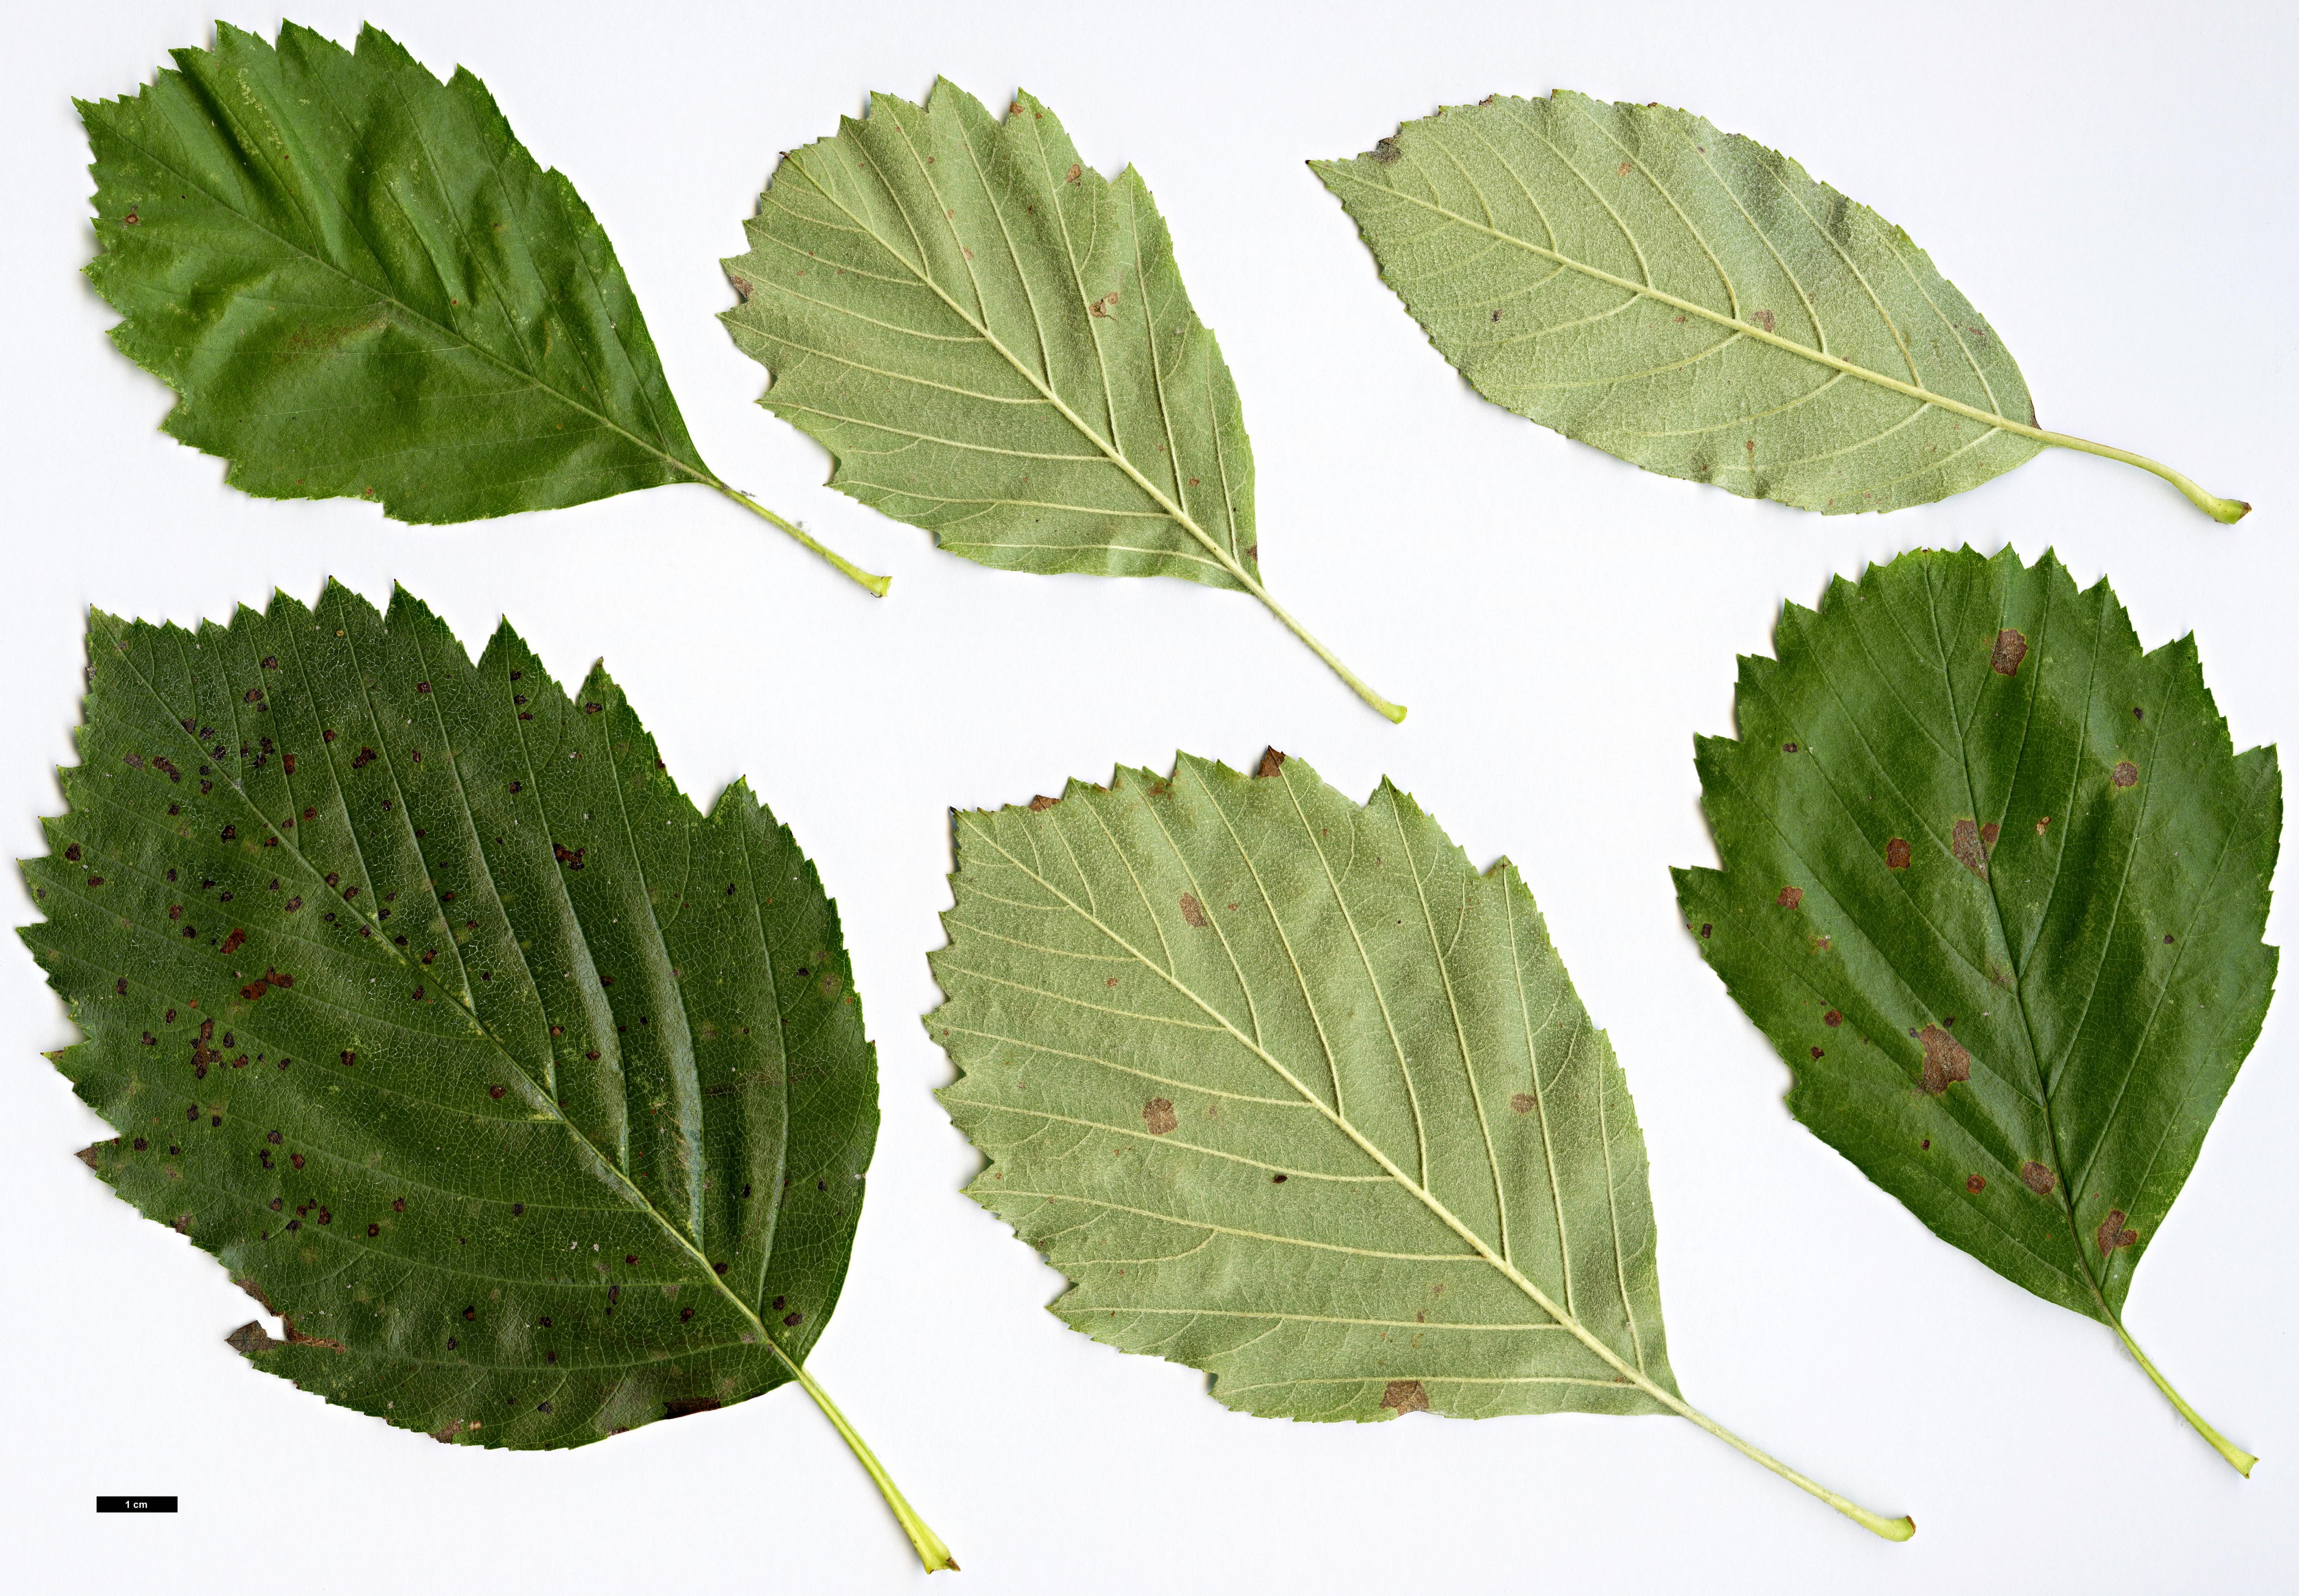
[[1027, 794, 1059, 812], [1508, 1092, 1537, 1114], [1141, 1098, 1178, 1136], [2020, 1161, 2057, 1196], [1951, 819, 1989, 877], [1918, 1024, 1971, 1094], [2097, 1209, 2140, 1255], [1991, 629, 2029, 676], [1966, 1174, 1987, 1194], [2112, 761, 2140, 788], [1823, 1009, 1842, 1026], [1886, 837, 1911, 871], [1255, 747, 1288, 779], [1179, 893, 1209, 928], [1380, 1378, 1429, 1414], [225, 1320, 286, 1357], [1776, 885, 1803, 909]]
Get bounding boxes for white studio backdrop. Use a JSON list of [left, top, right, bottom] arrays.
[[2, 1, 2292, 1590]]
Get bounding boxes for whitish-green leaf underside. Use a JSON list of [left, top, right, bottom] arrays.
[[19, 583, 950, 1567], [1675, 546, 2276, 1474], [1315, 93, 2248, 521], [720, 80, 1403, 720], [932, 751, 1911, 1538], [79, 21, 884, 591]]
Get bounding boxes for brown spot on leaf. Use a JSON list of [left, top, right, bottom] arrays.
[[1141, 1098, 1178, 1136], [1255, 747, 1287, 779], [2020, 1161, 2057, 1195], [218, 928, 247, 957], [1372, 138, 1402, 165], [1886, 838, 1911, 871], [225, 1321, 285, 1357], [1508, 1092, 1537, 1114], [1824, 1009, 1842, 1027], [2097, 1210, 2139, 1255], [2036, 815, 2051, 836], [663, 1397, 723, 1421], [1748, 309, 1775, 333], [1380, 1378, 1429, 1414], [1991, 629, 2029, 675], [1917, 1024, 1971, 1094], [1951, 819, 1990, 877], [1775, 885, 1803, 909], [1027, 794, 1059, 811], [1966, 1174, 1986, 1194], [1066, 163, 1082, 183], [2112, 762, 2139, 788], [1981, 822, 2000, 851], [1179, 893, 1209, 928], [1616, 159, 1633, 176]]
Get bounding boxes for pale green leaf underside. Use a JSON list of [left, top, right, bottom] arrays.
[[933, 752, 1673, 1422], [1316, 93, 2045, 514], [20, 583, 877, 1450], [720, 80, 1259, 588], [1675, 547, 2278, 1326]]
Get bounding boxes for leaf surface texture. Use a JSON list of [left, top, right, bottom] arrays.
[[721, 82, 1401, 718], [1316, 94, 2245, 520], [934, 751, 1673, 1420], [79, 23, 885, 588], [1675, 547, 2276, 1466], [21, 583, 877, 1451]]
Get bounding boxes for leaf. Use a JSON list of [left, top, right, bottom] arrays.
[[932, 750, 1911, 1538], [1314, 93, 2248, 522], [80, 21, 887, 594], [720, 81, 1404, 720], [19, 583, 952, 1569], [1674, 546, 2276, 1475]]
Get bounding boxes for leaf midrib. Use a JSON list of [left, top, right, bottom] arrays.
[[955, 787, 1685, 1413], [99, 620, 804, 1383], [777, 124, 1261, 597], [95, 115, 716, 499], [1319, 163, 2053, 452]]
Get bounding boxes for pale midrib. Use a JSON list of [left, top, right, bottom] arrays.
[[105, 619, 804, 1385], [1322, 167, 2051, 449], [780, 139, 1266, 600], [1926, 577, 2114, 1311], [957, 801, 1690, 1414], [102, 124, 715, 494]]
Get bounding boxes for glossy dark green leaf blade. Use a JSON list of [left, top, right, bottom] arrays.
[[1674, 545, 2277, 1472], [19, 584, 952, 1567], [78, 23, 887, 591]]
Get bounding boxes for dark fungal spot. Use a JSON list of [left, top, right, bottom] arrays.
[[1179, 893, 1209, 928], [1951, 819, 1990, 877], [1699, 923, 1712, 939], [511, 1203, 524, 1217], [784, 1312, 804, 1327], [1966, 1174, 1986, 1194], [1775, 885, 1803, 909], [64, 843, 80, 862], [367, 1224, 379, 1237], [2112, 761, 2140, 788], [680, 1307, 695, 1322], [2020, 1162, 2057, 1196], [1509, 1092, 1537, 1113], [464, 1306, 476, 1320], [1991, 629, 2029, 676], [1886, 837, 1912, 871], [1141, 1098, 1178, 1135], [537, 1402, 552, 1414], [1824, 1009, 1842, 1026], [1272, 1173, 1288, 1183]]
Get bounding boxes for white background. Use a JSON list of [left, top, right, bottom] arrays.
[[3, 1, 2293, 1589]]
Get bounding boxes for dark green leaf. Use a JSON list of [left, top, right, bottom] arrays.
[[80, 22, 885, 590], [19, 583, 950, 1566], [1675, 546, 2276, 1472]]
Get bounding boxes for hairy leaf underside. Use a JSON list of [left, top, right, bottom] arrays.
[[1317, 93, 2044, 514], [722, 80, 1259, 587], [933, 752, 1674, 1421]]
